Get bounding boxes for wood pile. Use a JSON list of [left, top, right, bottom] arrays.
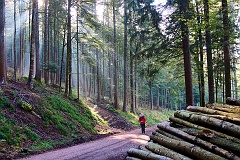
[[127, 103, 240, 160]]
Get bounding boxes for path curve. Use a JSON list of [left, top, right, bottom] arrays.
[[19, 125, 157, 160]]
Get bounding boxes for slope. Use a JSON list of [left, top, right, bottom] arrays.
[[0, 79, 136, 159]]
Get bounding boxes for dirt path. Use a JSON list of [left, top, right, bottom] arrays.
[[20, 125, 157, 160]]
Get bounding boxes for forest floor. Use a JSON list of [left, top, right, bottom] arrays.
[[0, 79, 140, 160]]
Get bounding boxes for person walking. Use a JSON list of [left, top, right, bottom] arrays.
[[138, 113, 146, 134]]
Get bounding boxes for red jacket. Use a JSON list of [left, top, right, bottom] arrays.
[[138, 116, 146, 124]]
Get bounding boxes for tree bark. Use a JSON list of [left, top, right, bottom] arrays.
[[169, 116, 240, 144], [113, 4, 119, 109], [59, 20, 66, 92], [125, 156, 142, 160], [14, 0, 17, 81], [204, 0, 214, 103], [127, 148, 172, 160], [35, 0, 40, 82], [154, 129, 182, 141], [174, 110, 240, 137], [146, 141, 192, 160], [222, 0, 231, 99], [44, 0, 49, 85], [226, 97, 240, 106], [76, 11, 80, 99], [123, 0, 128, 112], [178, 126, 240, 156], [178, 0, 193, 106], [207, 103, 240, 113], [150, 134, 225, 160], [0, 0, 6, 84], [65, 0, 72, 97], [157, 122, 240, 159], [187, 106, 240, 120], [130, 40, 135, 113], [28, 0, 38, 89], [196, 1, 205, 107]]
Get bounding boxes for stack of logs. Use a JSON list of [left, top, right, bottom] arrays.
[[127, 102, 240, 160]]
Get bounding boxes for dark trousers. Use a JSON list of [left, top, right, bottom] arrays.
[[140, 123, 145, 134]]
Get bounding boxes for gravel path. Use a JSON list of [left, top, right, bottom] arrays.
[[19, 125, 157, 160]]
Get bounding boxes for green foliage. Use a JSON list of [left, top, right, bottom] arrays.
[[39, 96, 98, 136], [0, 114, 25, 145], [23, 126, 40, 141], [117, 111, 139, 126], [57, 124, 68, 136], [137, 108, 175, 126], [0, 95, 11, 108], [42, 61, 59, 73], [17, 100, 33, 111], [29, 141, 54, 151], [0, 95, 14, 113]]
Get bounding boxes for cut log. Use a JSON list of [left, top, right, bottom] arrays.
[[226, 97, 240, 106], [169, 116, 240, 144], [178, 125, 240, 155], [150, 134, 225, 160], [127, 148, 173, 160], [126, 156, 142, 160], [138, 145, 152, 152], [157, 121, 240, 160], [187, 106, 240, 119], [146, 141, 192, 160], [174, 110, 240, 138], [154, 129, 183, 141], [207, 114, 240, 125], [207, 104, 240, 113]]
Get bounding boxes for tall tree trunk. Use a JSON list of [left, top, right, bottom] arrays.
[[222, 0, 231, 99], [156, 87, 160, 108], [53, 1, 57, 84], [96, 48, 101, 103], [82, 43, 87, 98], [14, 0, 17, 81], [35, 0, 40, 81], [196, 1, 205, 107], [179, 0, 193, 106], [149, 81, 153, 110], [65, 0, 72, 97], [44, 0, 49, 84], [113, 4, 119, 109], [135, 59, 138, 109], [123, 0, 128, 112], [19, 0, 24, 76], [76, 11, 80, 99], [130, 41, 135, 113], [59, 22, 66, 92], [204, 0, 214, 103], [0, 0, 6, 84], [28, 0, 38, 89], [233, 59, 238, 98]]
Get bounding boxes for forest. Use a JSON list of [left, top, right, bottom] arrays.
[[0, 0, 239, 112]]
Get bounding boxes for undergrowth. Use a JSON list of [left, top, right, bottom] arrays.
[[38, 96, 98, 135], [137, 108, 175, 126], [105, 105, 174, 127]]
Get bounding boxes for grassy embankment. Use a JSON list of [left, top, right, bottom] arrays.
[[0, 80, 174, 157]]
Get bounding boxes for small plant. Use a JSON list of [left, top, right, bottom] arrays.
[[57, 124, 68, 136], [0, 114, 23, 145], [17, 100, 33, 111], [29, 141, 54, 151], [23, 126, 40, 141], [0, 95, 11, 108]]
